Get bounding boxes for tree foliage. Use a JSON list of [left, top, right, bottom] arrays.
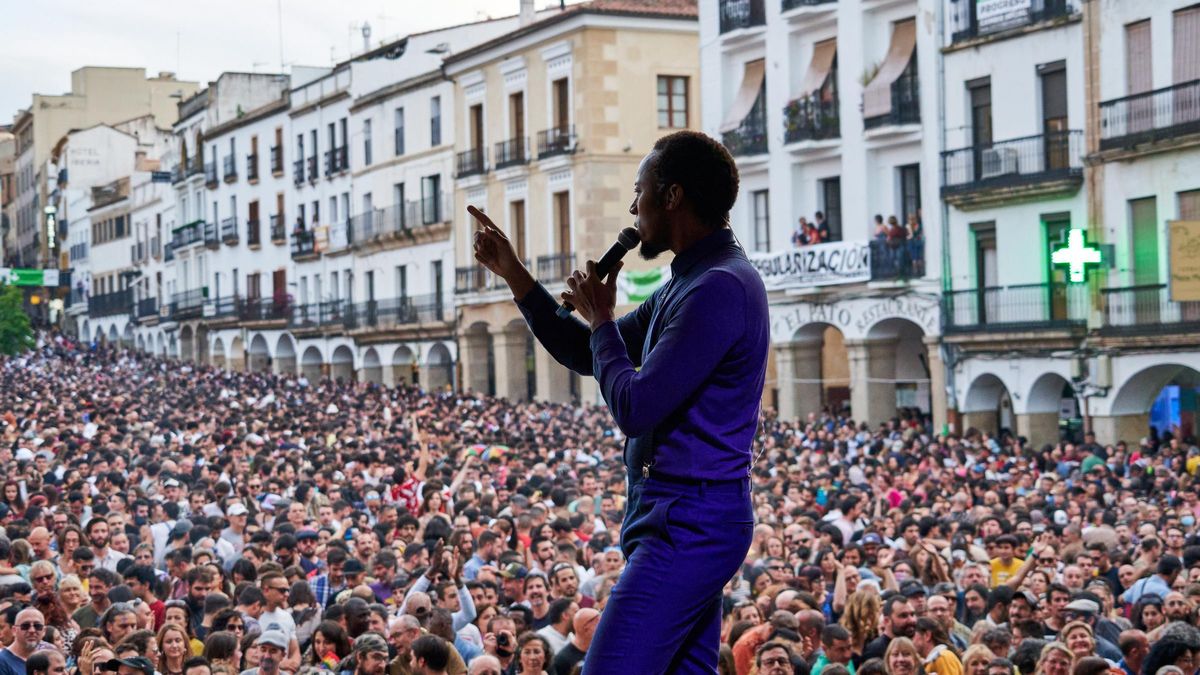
[[0, 284, 35, 356]]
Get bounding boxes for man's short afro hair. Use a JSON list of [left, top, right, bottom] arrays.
[[651, 131, 739, 229]]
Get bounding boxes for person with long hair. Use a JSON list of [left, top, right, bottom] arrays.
[[35, 591, 81, 650], [58, 575, 86, 616], [842, 591, 882, 659], [1131, 597, 1166, 632], [288, 580, 322, 649], [885, 637, 921, 675], [914, 617, 962, 675], [203, 630, 242, 672], [298, 621, 352, 674], [1036, 642, 1075, 675], [1139, 638, 1196, 675], [55, 526, 87, 577], [157, 624, 189, 675], [2, 480, 26, 519], [162, 600, 204, 656], [515, 632, 554, 675]]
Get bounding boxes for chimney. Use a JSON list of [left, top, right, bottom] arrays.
[[519, 0, 536, 27]]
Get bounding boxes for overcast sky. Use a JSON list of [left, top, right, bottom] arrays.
[[0, 0, 541, 123]]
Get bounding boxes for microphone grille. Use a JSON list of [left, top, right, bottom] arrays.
[[617, 227, 641, 249]]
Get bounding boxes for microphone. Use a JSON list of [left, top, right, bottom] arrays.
[[556, 226, 641, 318]]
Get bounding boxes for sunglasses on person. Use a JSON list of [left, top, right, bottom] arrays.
[[32, 574, 54, 583], [17, 622, 44, 631]]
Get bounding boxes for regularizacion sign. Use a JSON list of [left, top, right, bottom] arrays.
[[749, 240, 871, 290]]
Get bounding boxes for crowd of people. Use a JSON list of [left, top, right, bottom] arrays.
[[1, 334, 1200, 675], [790, 211, 925, 278]]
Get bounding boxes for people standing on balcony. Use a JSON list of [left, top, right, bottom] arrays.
[[793, 217, 823, 248], [908, 213, 925, 277], [873, 215, 888, 242], [815, 211, 831, 243], [886, 216, 911, 279], [293, 216, 306, 233]]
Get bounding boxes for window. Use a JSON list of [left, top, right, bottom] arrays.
[[554, 191, 571, 254], [898, 164, 921, 228], [363, 120, 373, 166], [430, 96, 442, 146], [752, 190, 770, 252], [1039, 62, 1068, 169], [510, 200, 527, 259], [972, 223, 998, 289], [1175, 6, 1200, 84], [657, 76, 689, 128], [394, 108, 405, 155], [820, 177, 842, 242], [394, 183, 406, 227], [396, 265, 408, 300], [552, 78, 570, 129], [421, 175, 441, 224], [1179, 189, 1200, 220]]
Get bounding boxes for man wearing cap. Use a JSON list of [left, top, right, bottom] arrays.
[[352, 633, 390, 675], [1061, 598, 1121, 661], [242, 630, 289, 675], [295, 530, 321, 576], [0, 607, 44, 675], [221, 502, 250, 557], [498, 564, 527, 605], [99, 657, 155, 675]]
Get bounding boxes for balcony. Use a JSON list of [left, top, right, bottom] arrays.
[[270, 214, 286, 244], [174, 221, 202, 247], [293, 159, 305, 186], [1099, 79, 1200, 152], [417, 193, 447, 226], [170, 289, 206, 320], [719, 0, 766, 34], [289, 300, 347, 331], [246, 153, 259, 182], [204, 162, 218, 188], [495, 138, 530, 169], [868, 239, 926, 281], [537, 125, 577, 159], [324, 149, 336, 177], [188, 157, 204, 178], [203, 221, 220, 249], [223, 156, 237, 182], [943, 282, 1088, 333], [455, 266, 491, 294], [350, 209, 380, 243], [151, 235, 161, 260], [246, 219, 262, 248], [950, 0, 1077, 45], [136, 297, 159, 320], [164, 244, 175, 262], [782, 0, 835, 9], [344, 293, 449, 331], [456, 148, 487, 178], [336, 146, 348, 172], [291, 229, 317, 260], [238, 296, 292, 323], [536, 252, 575, 283], [130, 241, 146, 265], [307, 156, 320, 183], [941, 130, 1084, 208], [88, 289, 133, 317], [270, 146, 283, 175], [221, 217, 239, 245], [171, 166, 186, 184], [864, 75, 920, 130], [722, 115, 769, 157], [1101, 284, 1200, 335], [783, 95, 840, 144]]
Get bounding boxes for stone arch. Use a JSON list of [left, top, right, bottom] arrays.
[[1106, 364, 1200, 442], [211, 337, 227, 370], [136, 334, 145, 352], [195, 325, 210, 365], [179, 325, 195, 362], [81, 320, 90, 342], [775, 322, 849, 423], [107, 325, 119, 345], [361, 347, 383, 385], [859, 317, 931, 427], [156, 333, 165, 356], [426, 342, 454, 392], [274, 334, 297, 375], [122, 323, 133, 347], [301, 345, 324, 382], [463, 322, 495, 396], [331, 344, 355, 382], [168, 334, 178, 358], [248, 333, 271, 372], [392, 345, 418, 387], [962, 373, 1015, 437], [229, 335, 246, 372], [1023, 372, 1080, 445]]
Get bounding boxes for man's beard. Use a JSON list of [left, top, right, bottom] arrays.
[[639, 238, 667, 261]]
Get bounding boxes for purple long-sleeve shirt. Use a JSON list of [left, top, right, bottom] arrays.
[[517, 227, 769, 482]]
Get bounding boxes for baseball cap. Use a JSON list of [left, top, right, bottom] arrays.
[[101, 658, 154, 675], [499, 563, 528, 580], [900, 580, 926, 598], [343, 559, 366, 575], [255, 630, 288, 650], [1064, 599, 1099, 614], [227, 503, 249, 517], [365, 491, 381, 501], [163, 478, 181, 488], [353, 632, 388, 655], [862, 533, 883, 546], [296, 529, 319, 541]]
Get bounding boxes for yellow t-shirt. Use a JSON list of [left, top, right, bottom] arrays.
[[990, 557, 1023, 587]]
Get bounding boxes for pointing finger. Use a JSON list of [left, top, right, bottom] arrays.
[[586, 259, 598, 278]]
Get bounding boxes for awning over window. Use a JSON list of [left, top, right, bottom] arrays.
[[797, 39, 837, 99], [720, 58, 766, 133], [862, 19, 916, 120]]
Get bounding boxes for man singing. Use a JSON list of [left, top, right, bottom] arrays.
[[469, 130, 768, 673]]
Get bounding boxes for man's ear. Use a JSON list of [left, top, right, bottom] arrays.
[[664, 184, 684, 211]]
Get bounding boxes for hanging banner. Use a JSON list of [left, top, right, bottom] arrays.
[[618, 266, 671, 305], [1168, 220, 1200, 301], [749, 240, 871, 290], [1, 268, 64, 287], [977, 0, 1032, 32]]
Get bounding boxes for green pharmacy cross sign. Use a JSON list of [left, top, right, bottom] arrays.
[[1051, 229, 1103, 283]]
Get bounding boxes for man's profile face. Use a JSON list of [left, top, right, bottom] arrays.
[[359, 650, 387, 675], [630, 152, 670, 261]]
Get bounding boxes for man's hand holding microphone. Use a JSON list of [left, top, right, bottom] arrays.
[[469, 204, 636, 331]]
